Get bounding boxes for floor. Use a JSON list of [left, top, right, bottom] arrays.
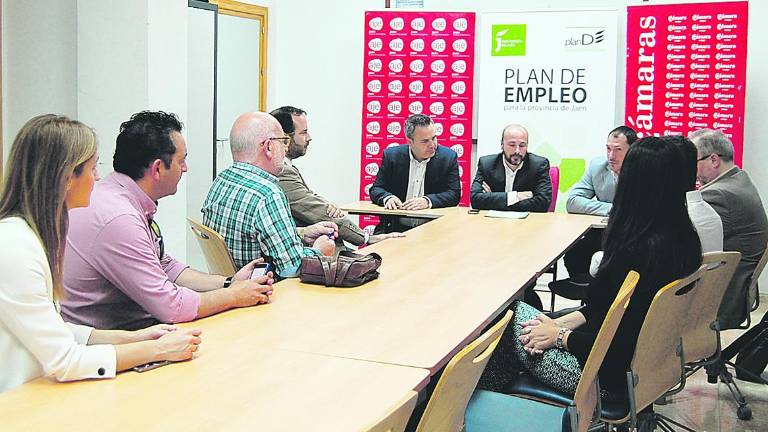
[[537, 276, 768, 432]]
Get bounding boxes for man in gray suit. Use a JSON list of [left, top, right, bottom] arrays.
[[270, 106, 403, 246], [551, 126, 637, 298], [692, 129, 768, 329]]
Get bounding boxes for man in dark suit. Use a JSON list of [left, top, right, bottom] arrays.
[[470, 124, 552, 212], [369, 114, 461, 233]]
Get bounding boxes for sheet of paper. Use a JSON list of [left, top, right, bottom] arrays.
[[485, 210, 529, 219]]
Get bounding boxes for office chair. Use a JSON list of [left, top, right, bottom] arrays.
[[465, 271, 639, 432], [187, 218, 237, 276], [413, 310, 513, 432]]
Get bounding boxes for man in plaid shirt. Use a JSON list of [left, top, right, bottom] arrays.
[[202, 112, 336, 278]]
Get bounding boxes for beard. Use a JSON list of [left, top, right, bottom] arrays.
[[286, 141, 307, 159], [505, 153, 523, 167]]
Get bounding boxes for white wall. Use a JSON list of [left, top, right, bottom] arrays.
[[77, 0, 189, 261], [2, 0, 77, 162], [266, 0, 382, 206]]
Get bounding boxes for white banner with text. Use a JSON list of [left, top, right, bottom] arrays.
[[476, 9, 620, 210]]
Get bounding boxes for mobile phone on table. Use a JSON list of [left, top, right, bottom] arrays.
[[250, 263, 272, 279], [133, 360, 171, 373], [467, 208, 480, 215]]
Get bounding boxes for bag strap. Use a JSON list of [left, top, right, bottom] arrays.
[[334, 258, 354, 285], [321, 259, 335, 287]]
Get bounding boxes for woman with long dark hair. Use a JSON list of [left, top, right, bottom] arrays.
[[0, 114, 202, 393], [479, 135, 703, 397]]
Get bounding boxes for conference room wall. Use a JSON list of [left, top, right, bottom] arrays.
[[76, 0, 190, 262], [1, 0, 191, 262], [1, 0, 78, 157], [2, 1, 767, 294]]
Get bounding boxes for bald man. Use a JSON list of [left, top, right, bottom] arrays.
[[470, 124, 552, 212], [202, 112, 337, 279]]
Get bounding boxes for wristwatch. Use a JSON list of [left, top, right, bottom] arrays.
[[223, 276, 234, 288], [556, 327, 569, 350]]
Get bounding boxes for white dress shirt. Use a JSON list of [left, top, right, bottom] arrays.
[[405, 150, 431, 203], [589, 191, 725, 277], [382, 150, 433, 228], [686, 190, 724, 253], [0, 217, 116, 393], [503, 159, 524, 206]]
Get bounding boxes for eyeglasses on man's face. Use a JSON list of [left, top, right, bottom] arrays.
[[268, 134, 291, 147], [697, 153, 723, 162]]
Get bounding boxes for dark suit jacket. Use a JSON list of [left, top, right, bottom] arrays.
[[700, 167, 768, 329], [369, 144, 461, 208], [470, 152, 552, 212]]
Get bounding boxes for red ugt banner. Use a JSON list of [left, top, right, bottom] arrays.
[[625, 1, 748, 165], [359, 11, 476, 232]]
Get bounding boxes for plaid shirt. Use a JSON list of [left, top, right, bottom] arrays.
[[202, 162, 319, 278]]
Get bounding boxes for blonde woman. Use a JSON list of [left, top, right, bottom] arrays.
[[0, 114, 202, 393]]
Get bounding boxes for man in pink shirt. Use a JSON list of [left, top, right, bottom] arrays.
[[61, 111, 273, 330]]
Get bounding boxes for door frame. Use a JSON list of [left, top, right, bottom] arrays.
[[188, 0, 219, 179], [210, 0, 268, 111]]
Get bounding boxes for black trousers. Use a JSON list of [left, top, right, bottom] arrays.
[[373, 216, 426, 234], [563, 228, 604, 279], [722, 309, 768, 361]]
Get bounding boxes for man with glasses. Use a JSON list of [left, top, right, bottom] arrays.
[[369, 114, 461, 233], [270, 106, 404, 247], [470, 123, 552, 212], [202, 111, 337, 279], [691, 128, 768, 330], [62, 111, 274, 331]]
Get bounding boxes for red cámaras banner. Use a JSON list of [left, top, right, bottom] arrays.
[[625, 1, 748, 165], [359, 11, 476, 232]]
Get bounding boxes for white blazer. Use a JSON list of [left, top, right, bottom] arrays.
[[0, 217, 116, 393]]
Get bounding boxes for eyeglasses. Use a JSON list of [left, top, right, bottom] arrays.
[[148, 218, 165, 260], [697, 154, 723, 162], [268, 134, 291, 147]]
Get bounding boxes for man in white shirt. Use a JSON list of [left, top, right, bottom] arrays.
[[369, 114, 461, 233]]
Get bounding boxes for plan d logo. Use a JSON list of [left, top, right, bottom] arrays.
[[491, 24, 526, 56], [565, 29, 605, 48]]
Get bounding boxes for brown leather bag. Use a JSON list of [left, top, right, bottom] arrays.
[[299, 251, 382, 287]]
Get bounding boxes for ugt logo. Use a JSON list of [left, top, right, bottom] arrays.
[[565, 29, 605, 48], [491, 24, 526, 56]]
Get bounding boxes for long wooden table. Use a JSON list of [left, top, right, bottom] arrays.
[[0, 206, 602, 430], [0, 348, 428, 431], [180, 210, 600, 373]]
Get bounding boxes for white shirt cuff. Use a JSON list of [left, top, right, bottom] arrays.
[[51, 344, 117, 382], [507, 191, 520, 206], [590, 251, 604, 277]]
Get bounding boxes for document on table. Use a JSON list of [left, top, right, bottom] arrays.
[[485, 210, 529, 219]]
